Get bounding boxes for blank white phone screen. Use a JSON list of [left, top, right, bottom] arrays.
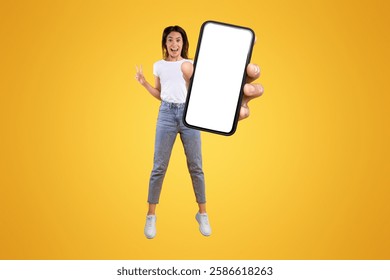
[[184, 21, 254, 135]]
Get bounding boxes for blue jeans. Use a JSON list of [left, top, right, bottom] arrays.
[[148, 101, 206, 204]]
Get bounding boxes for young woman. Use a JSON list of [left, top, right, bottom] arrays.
[[136, 25, 263, 239], [136, 26, 209, 239]]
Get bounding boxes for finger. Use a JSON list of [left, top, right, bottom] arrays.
[[240, 83, 263, 120], [239, 105, 250, 120], [246, 63, 261, 83], [239, 92, 258, 121], [243, 83, 264, 99], [140, 65, 143, 74], [136, 65, 142, 75]]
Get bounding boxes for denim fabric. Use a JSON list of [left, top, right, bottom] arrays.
[[148, 101, 206, 204]]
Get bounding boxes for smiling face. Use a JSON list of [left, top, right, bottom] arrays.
[[161, 25, 189, 60], [165, 31, 183, 61]]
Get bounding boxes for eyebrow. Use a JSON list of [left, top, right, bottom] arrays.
[[167, 36, 182, 39]]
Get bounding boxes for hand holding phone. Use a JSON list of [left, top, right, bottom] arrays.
[[183, 21, 255, 136]]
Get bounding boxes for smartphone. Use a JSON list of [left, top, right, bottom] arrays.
[[183, 21, 255, 136]]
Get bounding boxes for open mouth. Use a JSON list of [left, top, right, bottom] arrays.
[[170, 48, 179, 52]]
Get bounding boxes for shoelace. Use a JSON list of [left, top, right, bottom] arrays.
[[146, 216, 154, 228], [200, 214, 209, 225]]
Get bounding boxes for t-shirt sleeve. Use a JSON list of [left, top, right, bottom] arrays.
[[153, 61, 159, 77]]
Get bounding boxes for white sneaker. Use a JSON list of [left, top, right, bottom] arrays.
[[196, 212, 212, 236], [144, 215, 156, 239]]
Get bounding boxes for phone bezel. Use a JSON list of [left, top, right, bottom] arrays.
[[183, 20, 255, 136]]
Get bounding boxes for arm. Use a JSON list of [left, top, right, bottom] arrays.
[[135, 65, 162, 101], [181, 61, 193, 89]]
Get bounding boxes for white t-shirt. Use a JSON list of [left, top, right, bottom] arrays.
[[153, 59, 192, 103]]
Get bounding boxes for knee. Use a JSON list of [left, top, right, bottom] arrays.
[[152, 161, 168, 175], [187, 161, 204, 175]]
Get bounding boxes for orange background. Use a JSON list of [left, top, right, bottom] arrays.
[[1, 0, 389, 259]]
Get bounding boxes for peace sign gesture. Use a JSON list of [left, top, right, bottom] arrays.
[[135, 65, 162, 100], [135, 65, 146, 86]]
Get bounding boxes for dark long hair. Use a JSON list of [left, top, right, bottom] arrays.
[[161, 25, 189, 59]]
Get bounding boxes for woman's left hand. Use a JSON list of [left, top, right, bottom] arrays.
[[239, 63, 264, 120], [182, 61, 264, 121]]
